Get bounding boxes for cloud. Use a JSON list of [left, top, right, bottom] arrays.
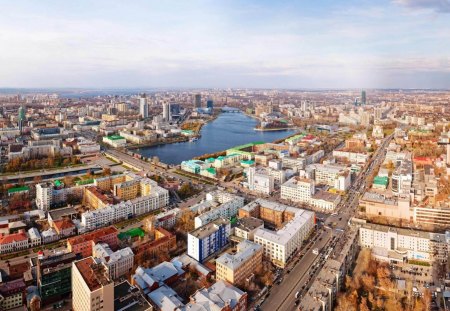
[[394, 0, 450, 13]]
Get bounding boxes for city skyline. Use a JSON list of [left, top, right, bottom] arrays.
[[0, 0, 449, 89]]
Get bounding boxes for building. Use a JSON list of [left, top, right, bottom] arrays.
[[361, 90, 366, 105], [113, 281, 152, 311], [216, 240, 263, 285], [183, 280, 247, 311], [234, 217, 264, 241], [332, 150, 369, 164], [239, 199, 315, 267], [102, 135, 127, 148], [93, 243, 134, 280], [0, 279, 26, 310], [247, 167, 274, 195], [359, 223, 449, 263], [132, 261, 185, 293], [206, 99, 214, 109], [133, 228, 176, 264], [280, 176, 341, 211], [67, 226, 118, 258], [36, 182, 52, 211], [280, 177, 314, 204], [0, 231, 29, 254], [194, 191, 245, 228], [72, 257, 114, 311], [188, 218, 231, 263], [162, 102, 171, 122], [139, 94, 149, 119], [194, 93, 202, 108], [37, 251, 83, 305], [308, 164, 351, 191], [148, 285, 184, 310], [360, 192, 410, 221]]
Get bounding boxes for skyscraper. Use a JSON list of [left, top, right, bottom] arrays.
[[194, 94, 201, 108], [206, 99, 214, 109], [361, 90, 366, 105], [162, 102, 171, 122], [139, 94, 148, 119], [18, 105, 26, 134]]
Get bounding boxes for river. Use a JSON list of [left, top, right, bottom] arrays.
[[135, 113, 296, 164]]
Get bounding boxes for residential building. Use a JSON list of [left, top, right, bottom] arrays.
[[132, 261, 185, 294], [0, 279, 26, 310], [216, 240, 263, 285], [188, 218, 231, 263], [72, 257, 114, 311], [93, 243, 134, 280], [234, 217, 264, 241], [194, 191, 245, 228], [67, 226, 118, 258], [133, 228, 176, 264], [240, 199, 315, 267]]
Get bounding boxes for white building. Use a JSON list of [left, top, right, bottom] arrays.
[[359, 223, 449, 263], [28, 227, 42, 247], [36, 182, 53, 211], [308, 164, 351, 191], [281, 177, 341, 211], [194, 191, 245, 228], [247, 167, 274, 195], [250, 200, 315, 267], [93, 243, 134, 280], [332, 150, 369, 164]]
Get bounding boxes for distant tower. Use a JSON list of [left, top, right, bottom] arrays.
[[361, 90, 367, 105], [139, 94, 148, 119], [18, 105, 26, 134], [194, 94, 202, 108], [206, 99, 214, 109], [354, 98, 359, 106], [162, 102, 171, 122], [438, 127, 450, 166]]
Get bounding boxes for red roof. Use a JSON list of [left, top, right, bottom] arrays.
[[53, 219, 75, 232], [68, 226, 117, 246], [0, 232, 28, 245]]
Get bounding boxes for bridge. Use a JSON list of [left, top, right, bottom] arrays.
[[221, 107, 241, 113]]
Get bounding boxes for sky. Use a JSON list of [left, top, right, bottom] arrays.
[[0, 0, 449, 89]]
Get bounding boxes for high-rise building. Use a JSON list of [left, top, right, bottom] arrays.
[[194, 94, 202, 108], [18, 105, 26, 134], [361, 90, 367, 105], [139, 94, 148, 119], [72, 257, 114, 311], [206, 99, 214, 109], [162, 102, 171, 122]]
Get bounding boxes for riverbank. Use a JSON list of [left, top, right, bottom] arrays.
[[135, 113, 296, 164], [253, 127, 298, 132]]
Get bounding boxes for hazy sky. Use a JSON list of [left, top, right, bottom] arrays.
[[0, 0, 449, 89]]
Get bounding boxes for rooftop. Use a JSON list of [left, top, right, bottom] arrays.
[[74, 257, 112, 292], [189, 218, 230, 240], [216, 240, 262, 270], [113, 281, 152, 311]]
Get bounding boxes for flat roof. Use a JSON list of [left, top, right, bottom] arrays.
[[113, 281, 152, 311], [189, 218, 230, 240]]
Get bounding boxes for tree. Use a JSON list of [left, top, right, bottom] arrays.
[[360, 297, 370, 311], [175, 210, 195, 233]]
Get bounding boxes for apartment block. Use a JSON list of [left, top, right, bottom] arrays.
[[216, 240, 263, 285], [188, 218, 231, 263]]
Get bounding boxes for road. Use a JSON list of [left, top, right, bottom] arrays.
[[260, 134, 393, 311]]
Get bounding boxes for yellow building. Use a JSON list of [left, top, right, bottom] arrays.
[[72, 257, 114, 311], [216, 240, 263, 286]]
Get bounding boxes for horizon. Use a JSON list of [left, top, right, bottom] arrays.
[[1, 0, 449, 89]]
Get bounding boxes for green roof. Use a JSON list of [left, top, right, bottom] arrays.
[[118, 227, 145, 240], [205, 167, 216, 175], [240, 160, 255, 165], [228, 141, 265, 151], [374, 176, 389, 186], [54, 180, 62, 187], [8, 186, 30, 194], [106, 135, 125, 140], [76, 179, 94, 186]]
